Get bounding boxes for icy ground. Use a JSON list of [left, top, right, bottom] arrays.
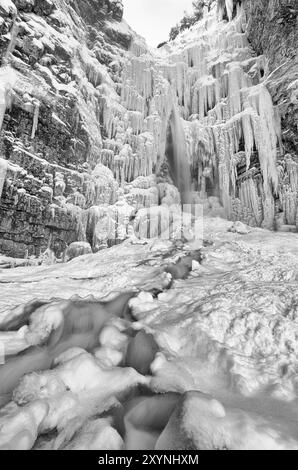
[[0, 217, 298, 450]]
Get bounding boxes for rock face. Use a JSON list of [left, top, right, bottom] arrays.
[[243, 0, 298, 231], [244, 0, 297, 156], [0, 0, 297, 258], [0, 0, 139, 257]]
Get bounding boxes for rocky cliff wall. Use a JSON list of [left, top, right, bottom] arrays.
[[243, 0, 298, 230], [0, 0, 297, 259], [244, 0, 297, 156], [0, 0, 147, 258]]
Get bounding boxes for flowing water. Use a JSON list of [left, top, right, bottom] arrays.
[[166, 106, 192, 206]]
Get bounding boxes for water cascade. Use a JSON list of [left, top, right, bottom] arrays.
[[166, 106, 192, 205]]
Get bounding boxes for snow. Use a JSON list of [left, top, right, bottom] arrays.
[[0, 401, 48, 450], [156, 391, 298, 450], [0, 220, 298, 449], [63, 418, 124, 450]]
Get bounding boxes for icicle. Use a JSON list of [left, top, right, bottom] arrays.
[[2, 21, 19, 66], [0, 66, 16, 132], [225, 0, 234, 22], [239, 178, 261, 225], [31, 100, 40, 139], [248, 85, 279, 191], [241, 108, 254, 170], [273, 105, 283, 153], [228, 63, 244, 117], [0, 158, 8, 201]]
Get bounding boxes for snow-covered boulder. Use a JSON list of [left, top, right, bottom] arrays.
[[229, 221, 251, 235], [65, 242, 92, 261], [155, 391, 298, 450], [64, 418, 124, 450], [0, 401, 48, 450]]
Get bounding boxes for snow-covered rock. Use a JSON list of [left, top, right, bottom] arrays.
[[228, 221, 251, 234], [0, 401, 48, 450], [156, 391, 298, 450], [64, 418, 124, 450], [65, 242, 92, 261], [13, 351, 150, 403]]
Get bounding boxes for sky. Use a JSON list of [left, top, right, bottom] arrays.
[[123, 0, 195, 47]]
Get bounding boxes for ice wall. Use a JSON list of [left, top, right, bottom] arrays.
[[154, 4, 286, 228], [96, 4, 289, 229]]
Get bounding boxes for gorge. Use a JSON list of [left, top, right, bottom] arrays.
[[0, 0, 297, 451]]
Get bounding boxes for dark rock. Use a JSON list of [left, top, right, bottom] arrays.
[[14, 0, 35, 12], [125, 330, 159, 375], [33, 0, 54, 16]]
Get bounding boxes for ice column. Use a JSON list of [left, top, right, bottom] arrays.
[[0, 66, 16, 132], [0, 158, 8, 201]]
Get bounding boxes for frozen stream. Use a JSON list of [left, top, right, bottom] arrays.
[[0, 217, 298, 450]]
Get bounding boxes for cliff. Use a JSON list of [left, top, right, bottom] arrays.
[[0, 0, 146, 257], [244, 0, 297, 156]]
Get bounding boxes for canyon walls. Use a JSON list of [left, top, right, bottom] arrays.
[[0, 0, 146, 257], [0, 0, 297, 258]]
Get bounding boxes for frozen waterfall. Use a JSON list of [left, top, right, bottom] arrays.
[[166, 105, 192, 205]]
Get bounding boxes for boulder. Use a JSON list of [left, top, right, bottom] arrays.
[[65, 242, 92, 261], [34, 0, 54, 16], [14, 0, 35, 12]]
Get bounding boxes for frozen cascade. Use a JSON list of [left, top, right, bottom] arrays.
[[225, 0, 234, 22], [90, 3, 286, 230], [154, 4, 283, 228], [31, 100, 40, 140], [0, 1, 298, 451], [166, 106, 192, 205], [0, 66, 16, 132]]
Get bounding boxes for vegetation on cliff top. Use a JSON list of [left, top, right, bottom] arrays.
[[169, 0, 215, 41]]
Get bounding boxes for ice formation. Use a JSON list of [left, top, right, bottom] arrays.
[[0, 66, 16, 132], [84, 3, 285, 231], [158, 6, 281, 228]]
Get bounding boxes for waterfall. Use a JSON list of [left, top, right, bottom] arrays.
[[166, 106, 192, 205]]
